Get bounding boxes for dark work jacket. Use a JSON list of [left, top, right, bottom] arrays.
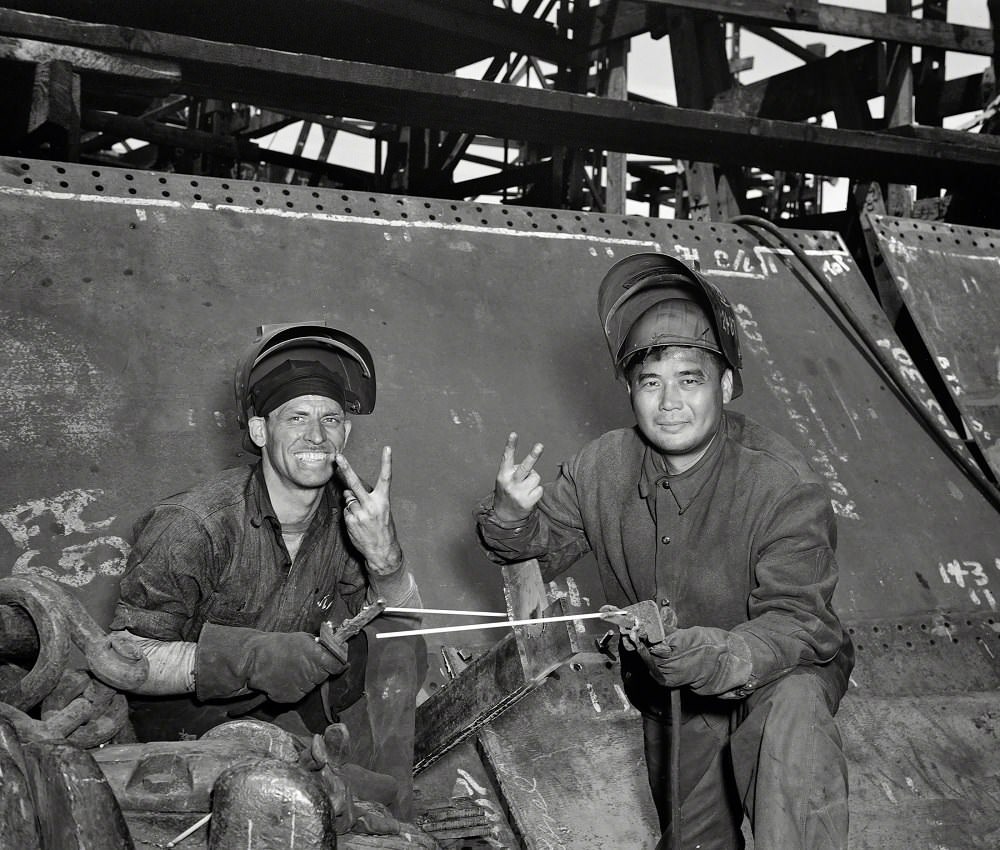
[[477, 411, 854, 700], [112, 463, 368, 642]]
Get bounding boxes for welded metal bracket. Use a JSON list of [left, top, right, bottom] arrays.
[[414, 559, 583, 772]]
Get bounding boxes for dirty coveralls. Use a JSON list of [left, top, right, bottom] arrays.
[[112, 463, 426, 818], [477, 411, 854, 849]]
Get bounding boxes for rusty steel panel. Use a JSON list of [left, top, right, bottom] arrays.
[[1, 156, 999, 656], [869, 216, 1000, 480], [477, 653, 660, 849]]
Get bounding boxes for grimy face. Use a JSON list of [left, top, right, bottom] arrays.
[[628, 347, 732, 474], [249, 394, 352, 491]]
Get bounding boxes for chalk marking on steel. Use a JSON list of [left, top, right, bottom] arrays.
[[585, 681, 602, 713], [613, 683, 632, 712], [826, 369, 863, 441], [4, 185, 858, 261]]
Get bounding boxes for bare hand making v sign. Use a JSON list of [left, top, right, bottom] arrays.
[[336, 446, 403, 576], [492, 432, 545, 523]]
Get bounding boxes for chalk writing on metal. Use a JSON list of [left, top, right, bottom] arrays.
[[452, 769, 506, 847], [734, 303, 859, 520], [706, 245, 852, 281], [485, 749, 569, 850], [672, 244, 700, 266], [0, 489, 129, 587], [936, 355, 966, 399], [932, 355, 994, 442], [820, 254, 851, 278], [936, 557, 1000, 609], [875, 340, 962, 441], [585, 682, 603, 713], [0, 185, 661, 249]]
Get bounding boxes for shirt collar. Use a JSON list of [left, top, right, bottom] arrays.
[[249, 462, 336, 532], [638, 413, 729, 513], [249, 462, 279, 529]]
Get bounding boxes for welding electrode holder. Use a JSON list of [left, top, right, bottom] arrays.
[[596, 599, 678, 657], [317, 598, 388, 663]]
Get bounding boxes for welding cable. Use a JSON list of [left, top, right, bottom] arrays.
[[729, 214, 1000, 514]]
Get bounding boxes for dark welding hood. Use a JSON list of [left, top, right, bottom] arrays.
[[597, 252, 743, 398], [234, 320, 376, 440]]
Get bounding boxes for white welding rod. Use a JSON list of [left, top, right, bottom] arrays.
[[384, 607, 508, 617], [375, 610, 625, 639], [164, 812, 211, 848]]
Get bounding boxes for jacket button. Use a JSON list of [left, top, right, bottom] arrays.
[[660, 535, 671, 544], [660, 480, 670, 489]]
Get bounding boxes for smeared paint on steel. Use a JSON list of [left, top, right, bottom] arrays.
[[0, 311, 123, 456]]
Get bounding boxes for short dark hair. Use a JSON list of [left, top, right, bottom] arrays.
[[624, 345, 726, 385]]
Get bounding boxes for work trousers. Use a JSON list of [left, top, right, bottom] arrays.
[[644, 664, 849, 850], [127, 622, 426, 819]]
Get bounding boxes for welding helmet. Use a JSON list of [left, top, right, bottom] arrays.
[[234, 321, 376, 451], [597, 253, 743, 398]]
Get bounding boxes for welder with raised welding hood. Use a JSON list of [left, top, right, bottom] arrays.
[[476, 254, 854, 850], [109, 321, 431, 838]]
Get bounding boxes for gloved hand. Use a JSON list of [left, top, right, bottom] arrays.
[[637, 626, 753, 696], [195, 623, 347, 703]]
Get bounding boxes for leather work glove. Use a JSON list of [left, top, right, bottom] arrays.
[[195, 623, 347, 703], [637, 626, 753, 697]]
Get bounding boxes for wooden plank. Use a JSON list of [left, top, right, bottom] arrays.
[[0, 0, 514, 75], [26, 58, 79, 160], [448, 160, 551, 199], [578, 1, 665, 47], [330, 0, 576, 65], [712, 42, 885, 121], [80, 110, 375, 187], [938, 71, 989, 118], [0, 8, 995, 186], [640, 0, 993, 55], [744, 22, 826, 63], [603, 38, 629, 214], [0, 34, 178, 81]]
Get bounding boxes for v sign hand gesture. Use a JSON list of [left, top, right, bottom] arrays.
[[493, 432, 545, 523], [336, 446, 403, 576]]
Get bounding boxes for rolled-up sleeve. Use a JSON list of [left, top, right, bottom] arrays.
[[732, 481, 844, 689]]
